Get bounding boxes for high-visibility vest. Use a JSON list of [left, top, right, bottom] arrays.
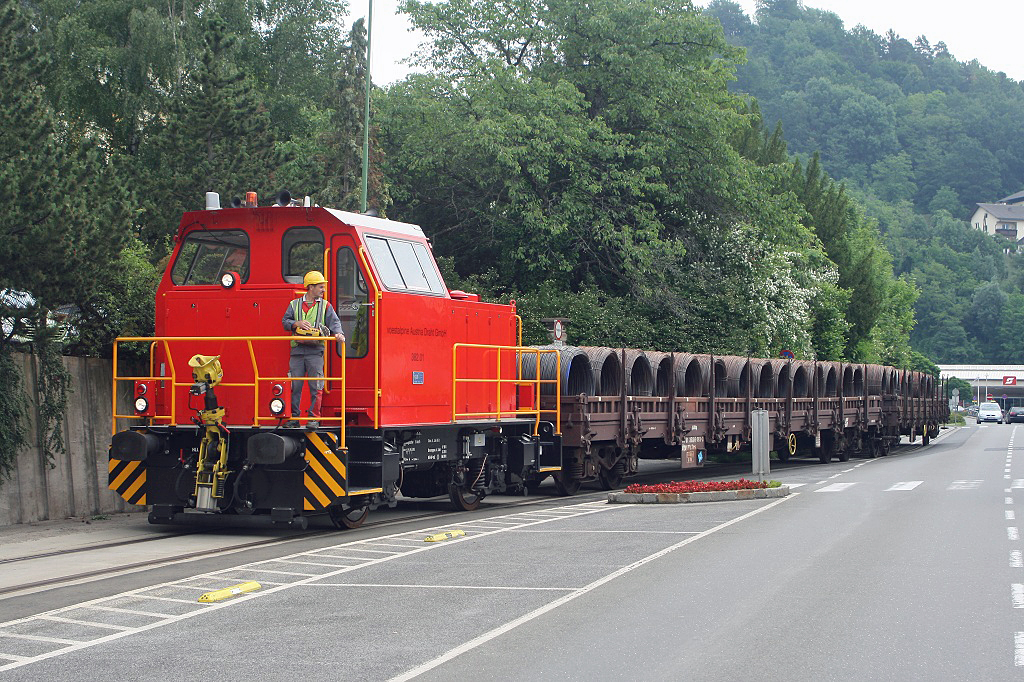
[[290, 297, 327, 348]]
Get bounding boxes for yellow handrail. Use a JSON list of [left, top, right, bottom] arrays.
[[451, 343, 560, 435], [357, 245, 382, 429], [112, 335, 346, 449]]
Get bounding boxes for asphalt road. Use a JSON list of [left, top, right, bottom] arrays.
[[3, 424, 1018, 680]]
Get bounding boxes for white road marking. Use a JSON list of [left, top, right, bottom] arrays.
[[948, 481, 983, 490], [1010, 528, 1020, 541], [1015, 633, 1024, 666], [306, 583, 575, 591], [1008, 497, 1015, 505], [886, 481, 923, 491], [1009, 511, 1016, 521], [36, 615, 130, 632], [509, 529, 701, 534], [1012, 480, 1024, 489], [816, 483, 858, 493], [0, 501, 621, 673], [785, 483, 805, 489], [1012, 551, 1023, 568], [386, 495, 796, 682], [1013, 584, 1024, 608]]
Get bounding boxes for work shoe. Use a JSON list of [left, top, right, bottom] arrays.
[[283, 420, 299, 428], [306, 421, 320, 430]]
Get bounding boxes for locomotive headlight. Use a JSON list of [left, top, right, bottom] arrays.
[[271, 383, 284, 396], [269, 398, 285, 415], [134, 397, 149, 413], [136, 383, 148, 395], [220, 272, 237, 288]]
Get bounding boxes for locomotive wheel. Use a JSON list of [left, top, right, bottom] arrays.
[[552, 472, 581, 496], [867, 440, 880, 459], [598, 461, 625, 490], [329, 504, 369, 529], [449, 484, 482, 512]]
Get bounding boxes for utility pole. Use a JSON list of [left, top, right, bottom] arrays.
[[360, 0, 374, 213]]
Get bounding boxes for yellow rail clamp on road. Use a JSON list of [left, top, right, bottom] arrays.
[[198, 581, 262, 603], [424, 529, 466, 543]]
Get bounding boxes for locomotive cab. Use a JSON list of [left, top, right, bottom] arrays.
[[108, 193, 563, 529]]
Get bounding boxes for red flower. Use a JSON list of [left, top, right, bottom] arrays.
[[623, 478, 775, 494]]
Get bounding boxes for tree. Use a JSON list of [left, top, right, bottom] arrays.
[[137, 15, 283, 249], [0, 0, 133, 480]]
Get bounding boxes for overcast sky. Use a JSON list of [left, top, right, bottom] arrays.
[[360, 0, 1024, 85]]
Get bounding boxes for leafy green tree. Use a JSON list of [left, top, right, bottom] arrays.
[[0, 0, 133, 479], [137, 15, 283, 249]]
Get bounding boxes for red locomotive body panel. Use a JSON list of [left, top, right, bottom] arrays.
[[149, 205, 518, 429]]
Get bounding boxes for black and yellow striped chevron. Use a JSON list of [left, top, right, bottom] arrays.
[[303, 431, 348, 511], [108, 458, 147, 505]]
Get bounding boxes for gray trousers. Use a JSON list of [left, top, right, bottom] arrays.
[[289, 352, 325, 417]]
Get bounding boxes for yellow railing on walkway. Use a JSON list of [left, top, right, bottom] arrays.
[[452, 344, 560, 435], [112, 335, 346, 449]]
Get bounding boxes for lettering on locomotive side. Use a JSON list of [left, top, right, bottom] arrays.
[[386, 326, 448, 337]]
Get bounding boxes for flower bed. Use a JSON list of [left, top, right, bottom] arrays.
[[624, 478, 782, 494]]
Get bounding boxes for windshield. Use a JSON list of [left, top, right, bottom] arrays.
[[171, 229, 250, 285]]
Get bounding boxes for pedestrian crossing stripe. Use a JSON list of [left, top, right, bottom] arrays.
[[886, 481, 923, 491]]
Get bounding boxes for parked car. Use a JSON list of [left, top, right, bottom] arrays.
[[977, 402, 1005, 423], [1007, 406, 1024, 423]]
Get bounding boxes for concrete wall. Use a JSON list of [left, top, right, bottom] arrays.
[[0, 353, 144, 526]]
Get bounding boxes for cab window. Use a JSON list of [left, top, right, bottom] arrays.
[[336, 248, 369, 358], [365, 235, 445, 295], [282, 227, 324, 283], [171, 230, 249, 285]]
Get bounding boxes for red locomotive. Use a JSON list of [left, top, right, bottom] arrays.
[[110, 191, 563, 528], [108, 191, 948, 528]]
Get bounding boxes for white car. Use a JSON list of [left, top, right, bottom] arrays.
[[977, 402, 1004, 423]]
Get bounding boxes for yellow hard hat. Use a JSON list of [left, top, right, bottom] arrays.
[[303, 271, 327, 288]]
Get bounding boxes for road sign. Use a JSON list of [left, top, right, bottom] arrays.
[[952, 389, 960, 397], [1005, 376, 1017, 386]]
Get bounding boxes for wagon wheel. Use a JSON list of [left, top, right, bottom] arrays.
[[328, 503, 369, 529], [598, 460, 625, 490], [449, 484, 482, 512], [552, 472, 582, 496]]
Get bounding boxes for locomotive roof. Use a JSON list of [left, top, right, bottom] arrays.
[[324, 209, 425, 239]]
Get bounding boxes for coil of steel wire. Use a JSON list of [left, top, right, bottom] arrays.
[[580, 347, 623, 396], [673, 353, 707, 397], [521, 345, 595, 396], [623, 349, 654, 397]]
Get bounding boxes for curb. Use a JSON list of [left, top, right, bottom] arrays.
[[608, 486, 790, 504]]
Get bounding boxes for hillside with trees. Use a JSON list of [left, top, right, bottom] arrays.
[[704, 0, 1024, 363]]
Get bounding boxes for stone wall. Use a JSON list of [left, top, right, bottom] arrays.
[[0, 353, 145, 526]]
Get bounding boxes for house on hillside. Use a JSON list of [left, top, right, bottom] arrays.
[[972, 190, 1024, 242]]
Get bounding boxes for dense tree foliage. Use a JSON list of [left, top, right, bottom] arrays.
[[705, 0, 1024, 364], [379, 0, 912, 359], [5, 0, 986, 370]]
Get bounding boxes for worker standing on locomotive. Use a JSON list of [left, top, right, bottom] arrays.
[[282, 271, 345, 429]]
